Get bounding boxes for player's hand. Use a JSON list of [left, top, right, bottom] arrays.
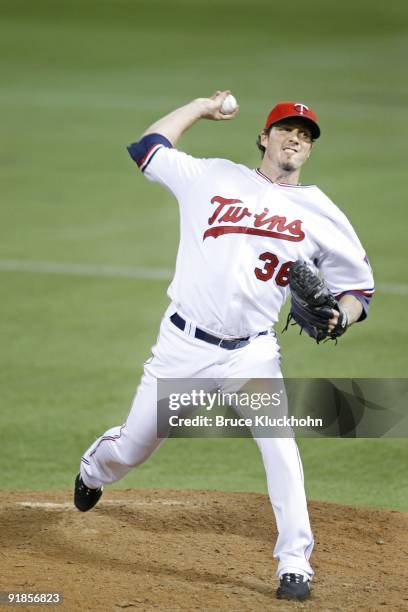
[[328, 307, 348, 335], [196, 91, 240, 121], [327, 309, 339, 333]]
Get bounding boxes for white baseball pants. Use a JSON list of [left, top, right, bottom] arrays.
[[80, 307, 314, 579]]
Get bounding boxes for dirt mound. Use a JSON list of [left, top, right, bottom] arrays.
[[0, 489, 407, 611]]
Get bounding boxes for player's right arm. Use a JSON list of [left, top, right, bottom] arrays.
[[142, 91, 239, 147], [126, 91, 238, 197]]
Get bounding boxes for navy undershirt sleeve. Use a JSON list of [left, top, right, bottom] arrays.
[[127, 133, 173, 171]]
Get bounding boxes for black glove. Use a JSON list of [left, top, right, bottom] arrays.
[[284, 260, 348, 343]]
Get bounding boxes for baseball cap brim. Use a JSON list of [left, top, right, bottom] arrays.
[[267, 114, 320, 140], [265, 102, 321, 139]]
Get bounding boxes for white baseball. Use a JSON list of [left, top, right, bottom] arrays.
[[220, 94, 238, 115]]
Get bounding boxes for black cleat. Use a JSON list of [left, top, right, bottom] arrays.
[[74, 473, 103, 512], [276, 573, 311, 601]]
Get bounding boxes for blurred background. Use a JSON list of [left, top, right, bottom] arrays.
[[0, 0, 407, 509]]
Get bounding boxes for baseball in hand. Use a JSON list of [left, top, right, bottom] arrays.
[[220, 94, 238, 115]]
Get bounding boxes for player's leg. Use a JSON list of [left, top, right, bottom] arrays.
[[254, 435, 314, 579], [79, 368, 164, 489], [78, 312, 218, 490], [220, 333, 314, 581]]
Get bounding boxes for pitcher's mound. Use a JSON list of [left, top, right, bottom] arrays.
[[1, 489, 407, 611]]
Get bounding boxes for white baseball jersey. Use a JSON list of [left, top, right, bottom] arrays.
[[81, 130, 376, 581], [128, 135, 374, 338]]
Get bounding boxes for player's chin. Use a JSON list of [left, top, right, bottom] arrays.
[[279, 160, 297, 173], [280, 152, 305, 172]]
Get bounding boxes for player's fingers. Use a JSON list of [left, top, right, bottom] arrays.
[[328, 310, 340, 331], [219, 105, 240, 120], [211, 90, 230, 101], [328, 311, 338, 322]]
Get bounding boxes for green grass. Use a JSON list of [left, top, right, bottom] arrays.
[[1, 0, 407, 510]]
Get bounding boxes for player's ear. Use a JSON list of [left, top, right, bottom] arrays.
[[259, 129, 269, 148]]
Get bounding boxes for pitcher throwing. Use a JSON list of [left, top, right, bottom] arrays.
[[74, 92, 374, 602]]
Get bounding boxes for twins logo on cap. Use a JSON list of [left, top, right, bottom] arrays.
[[264, 101, 321, 139], [294, 103, 309, 115]]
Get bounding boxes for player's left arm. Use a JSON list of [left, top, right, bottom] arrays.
[[328, 294, 363, 333], [316, 211, 375, 333]]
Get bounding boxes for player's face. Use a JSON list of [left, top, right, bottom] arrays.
[[261, 120, 313, 173]]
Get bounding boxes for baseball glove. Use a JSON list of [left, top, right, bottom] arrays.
[[283, 260, 348, 343]]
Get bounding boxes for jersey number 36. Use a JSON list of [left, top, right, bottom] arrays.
[[254, 252, 293, 286]]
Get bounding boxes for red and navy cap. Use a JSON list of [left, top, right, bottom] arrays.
[[264, 101, 320, 139]]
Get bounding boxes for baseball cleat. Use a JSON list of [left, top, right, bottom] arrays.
[[74, 473, 103, 512], [276, 573, 311, 601]]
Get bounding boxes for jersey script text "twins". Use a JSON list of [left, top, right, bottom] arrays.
[[203, 196, 305, 242]]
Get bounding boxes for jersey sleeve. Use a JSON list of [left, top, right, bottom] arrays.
[[127, 133, 211, 199], [315, 210, 375, 321]]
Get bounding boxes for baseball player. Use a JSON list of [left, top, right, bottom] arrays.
[[74, 92, 374, 602]]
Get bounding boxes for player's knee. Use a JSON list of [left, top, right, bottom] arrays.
[[114, 430, 161, 467]]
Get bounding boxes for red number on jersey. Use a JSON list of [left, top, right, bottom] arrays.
[[255, 252, 293, 287], [254, 252, 279, 281], [275, 260, 293, 286]]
